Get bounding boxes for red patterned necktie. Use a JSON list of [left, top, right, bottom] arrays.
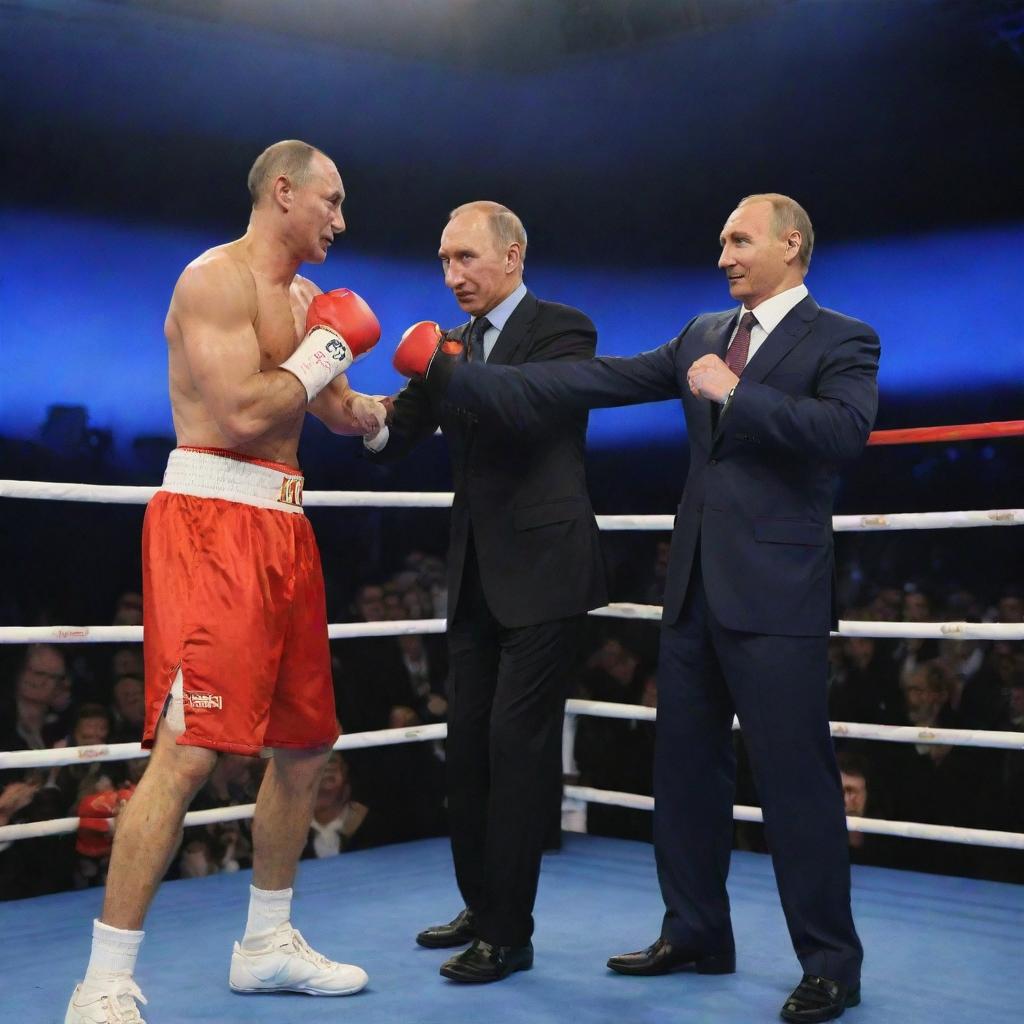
[[725, 311, 758, 376]]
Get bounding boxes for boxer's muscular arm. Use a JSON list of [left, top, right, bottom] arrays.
[[309, 376, 386, 436], [172, 259, 306, 445]]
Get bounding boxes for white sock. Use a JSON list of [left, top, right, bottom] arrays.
[[242, 885, 293, 949], [83, 919, 144, 983]]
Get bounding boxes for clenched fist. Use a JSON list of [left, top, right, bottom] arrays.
[[686, 354, 738, 404]]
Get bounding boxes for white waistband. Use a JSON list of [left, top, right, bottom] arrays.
[[160, 449, 305, 514]]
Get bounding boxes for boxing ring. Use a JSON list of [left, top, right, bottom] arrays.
[[1, 419, 1023, 1023]]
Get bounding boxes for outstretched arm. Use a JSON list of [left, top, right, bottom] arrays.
[[429, 317, 696, 436]]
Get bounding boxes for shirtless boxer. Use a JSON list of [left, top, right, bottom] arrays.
[[66, 140, 385, 1024]]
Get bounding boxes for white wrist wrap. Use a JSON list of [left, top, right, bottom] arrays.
[[279, 325, 353, 403]]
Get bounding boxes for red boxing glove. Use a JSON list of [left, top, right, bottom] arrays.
[[393, 321, 463, 379], [304, 289, 381, 357], [281, 288, 381, 402], [76, 790, 120, 857]]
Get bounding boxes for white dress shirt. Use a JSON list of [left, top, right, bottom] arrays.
[[727, 282, 808, 365], [471, 282, 527, 362]]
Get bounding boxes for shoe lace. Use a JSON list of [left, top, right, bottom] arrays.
[[101, 976, 148, 1023], [287, 928, 334, 972]]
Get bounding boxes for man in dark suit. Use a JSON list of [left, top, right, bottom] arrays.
[[366, 200, 607, 982], [403, 194, 877, 1021]]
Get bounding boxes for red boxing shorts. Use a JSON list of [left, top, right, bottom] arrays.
[[141, 446, 338, 756]]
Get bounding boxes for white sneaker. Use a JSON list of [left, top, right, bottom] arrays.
[[229, 924, 368, 996], [65, 974, 148, 1023]]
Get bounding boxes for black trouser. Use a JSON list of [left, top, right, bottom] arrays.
[[445, 539, 582, 947], [654, 560, 863, 986]]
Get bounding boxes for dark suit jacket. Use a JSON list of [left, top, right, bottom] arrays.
[[440, 294, 879, 636], [370, 290, 608, 628]]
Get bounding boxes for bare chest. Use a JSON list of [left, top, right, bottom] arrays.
[[253, 285, 308, 369]]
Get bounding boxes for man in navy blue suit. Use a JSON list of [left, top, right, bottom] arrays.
[[395, 193, 878, 1022]]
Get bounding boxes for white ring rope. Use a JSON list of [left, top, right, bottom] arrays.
[[2, 684, 1021, 853], [562, 788, 1024, 851], [4, 703, 1018, 777], [1, 480, 1020, 533], [11, 794, 1020, 851], [0, 723, 449, 773], [1, 612, 1022, 646], [0, 480, 455, 508], [1, 480, 1020, 857], [562, 699, 1024, 751], [9, 795, 1022, 851], [0, 724, 448, 843], [831, 509, 1024, 531], [589, 605, 1024, 640]]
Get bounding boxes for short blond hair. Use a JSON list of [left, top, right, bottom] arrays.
[[247, 140, 324, 206], [449, 200, 528, 261], [739, 193, 814, 268]]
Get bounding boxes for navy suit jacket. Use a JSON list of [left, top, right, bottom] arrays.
[[370, 290, 608, 629], [439, 294, 880, 636]]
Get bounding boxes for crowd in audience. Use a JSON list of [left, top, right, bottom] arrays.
[[1, 540, 1021, 901]]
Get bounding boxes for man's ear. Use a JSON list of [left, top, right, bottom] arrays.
[[273, 174, 293, 212], [783, 229, 802, 265]]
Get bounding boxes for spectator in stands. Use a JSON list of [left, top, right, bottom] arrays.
[[177, 831, 219, 879], [340, 578, 448, 731], [837, 752, 901, 869], [936, 638, 1002, 729], [642, 540, 671, 606], [108, 675, 147, 744], [893, 586, 939, 685], [900, 660, 958, 730], [50, 703, 114, 812], [398, 551, 449, 621], [74, 773, 135, 889], [0, 645, 69, 754], [890, 659, 997, 876], [109, 646, 144, 690], [989, 586, 1023, 624], [829, 626, 902, 725], [111, 591, 143, 626], [303, 752, 370, 858], [193, 753, 262, 811], [43, 663, 76, 746], [1000, 674, 1024, 857], [866, 584, 903, 622], [0, 778, 39, 831], [0, 776, 73, 899], [574, 638, 653, 842], [188, 753, 260, 874]]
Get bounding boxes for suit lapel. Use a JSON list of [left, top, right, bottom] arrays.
[[487, 291, 538, 365], [454, 320, 471, 359], [740, 294, 819, 384], [706, 310, 736, 362]]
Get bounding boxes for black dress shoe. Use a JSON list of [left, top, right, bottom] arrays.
[[440, 939, 534, 983], [607, 937, 736, 976], [416, 908, 477, 949], [780, 974, 861, 1023]]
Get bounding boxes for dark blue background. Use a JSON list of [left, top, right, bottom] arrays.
[[1, 0, 1022, 456]]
